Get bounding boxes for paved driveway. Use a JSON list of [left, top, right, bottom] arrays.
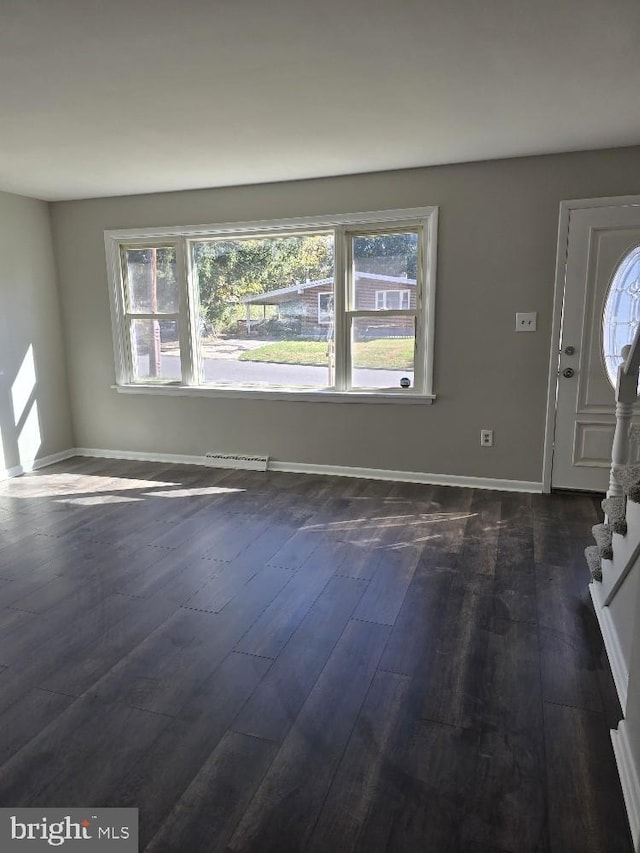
[[143, 350, 413, 389]]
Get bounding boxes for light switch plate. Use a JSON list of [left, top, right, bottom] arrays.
[[516, 312, 537, 332]]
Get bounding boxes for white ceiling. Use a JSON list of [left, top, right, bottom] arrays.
[[1, 0, 639, 201]]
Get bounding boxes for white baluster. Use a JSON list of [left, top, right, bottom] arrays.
[[609, 345, 640, 497]]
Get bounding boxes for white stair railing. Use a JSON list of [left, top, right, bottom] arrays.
[[608, 329, 640, 498]]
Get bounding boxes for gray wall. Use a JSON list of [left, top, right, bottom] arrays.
[[0, 191, 73, 473], [50, 146, 640, 483]]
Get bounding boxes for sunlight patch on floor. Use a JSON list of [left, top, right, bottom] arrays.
[[382, 536, 441, 549], [55, 495, 146, 506], [301, 511, 476, 531], [0, 473, 179, 498], [145, 486, 245, 498]]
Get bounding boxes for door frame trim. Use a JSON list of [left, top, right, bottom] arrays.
[[543, 195, 640, 493]]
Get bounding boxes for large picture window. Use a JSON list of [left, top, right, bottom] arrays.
[[105, 207, 437, 401]]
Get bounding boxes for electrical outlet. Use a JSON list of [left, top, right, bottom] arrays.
[[480, 429, 494, 447], [516, 312, 537, 332]]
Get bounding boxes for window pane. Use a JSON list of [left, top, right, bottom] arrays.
[[318, 292, 334, 324], [123, 247, 179, 313], [130, 319, 181, 381], [351, 316, 415, 390], [353, 232, 418, 310], [374, 289, 411, 310], [602, 245, 640, 386], [191, 233, 335, 387]]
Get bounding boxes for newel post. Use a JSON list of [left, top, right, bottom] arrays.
[[608, 345, 639, 497]]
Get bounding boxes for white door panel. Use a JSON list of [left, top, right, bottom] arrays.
[[553, 205, 640, 491]]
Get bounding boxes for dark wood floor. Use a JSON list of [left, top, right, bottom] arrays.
[[0, 457, 633, 852]]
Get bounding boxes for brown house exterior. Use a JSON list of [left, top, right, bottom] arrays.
[[241, 272, 416, 339]]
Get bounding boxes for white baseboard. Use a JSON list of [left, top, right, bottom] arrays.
[[74, 447, 213, 467], [1, 445, 544, 493], [590, 580, 629, 712], [0, 448, 77, 482], [612, 721, 640, 851], [72, 447, 543, 493], [268, 460, 542, 492]]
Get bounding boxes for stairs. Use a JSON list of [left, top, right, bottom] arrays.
[[585, 334, 640, 851], [602, 496, 627, 535], [589, 473, 640, 852], [587, 466, 640, 711], [591, 522, 613, 560], [585, 544, 603, 582]]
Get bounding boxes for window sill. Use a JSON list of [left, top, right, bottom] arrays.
[[111, 383, 436, 405]]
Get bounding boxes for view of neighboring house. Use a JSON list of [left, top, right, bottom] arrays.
[[241, 272, 416, 338]]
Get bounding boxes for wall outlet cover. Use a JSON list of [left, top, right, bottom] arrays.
[[516, 312, 537, 332], [480, 429, 494, 447]]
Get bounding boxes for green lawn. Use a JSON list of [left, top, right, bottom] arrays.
[[239, 339, 413, 369]]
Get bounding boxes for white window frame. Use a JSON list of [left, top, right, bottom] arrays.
[[317, 292, 333, 324], [104, 206, 438, 404], [374, 289, 411, 310], [118, 242, 191, 385]]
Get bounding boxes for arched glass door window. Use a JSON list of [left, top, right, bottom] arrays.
[[602, 245, 640, 386]]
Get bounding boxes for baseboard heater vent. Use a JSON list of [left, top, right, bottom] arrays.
[[204, 452, 269, 472]]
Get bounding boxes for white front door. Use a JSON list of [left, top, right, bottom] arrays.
[[552, 203, 640, 491]]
